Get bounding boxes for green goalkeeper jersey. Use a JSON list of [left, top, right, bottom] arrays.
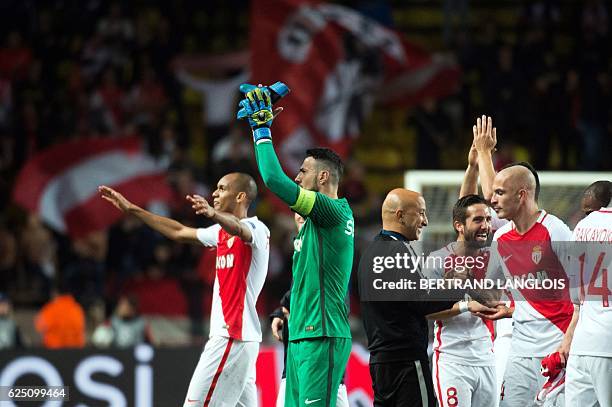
[[254, 141, 354, 341], [289, 190, 354, 340]]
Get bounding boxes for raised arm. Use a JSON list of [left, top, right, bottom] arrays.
[[473, 115, 497, 201], [187, 194, 253, 243], [240, 87, 347, 227], [99, 186, 199, 244], [235, 86, 299, 206], [459, 142, 479, 198], [255, 141, 301, 206]]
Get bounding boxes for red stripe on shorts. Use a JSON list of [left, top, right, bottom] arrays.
[[434, 320, 444, 407], [203, 338, 234, 407]]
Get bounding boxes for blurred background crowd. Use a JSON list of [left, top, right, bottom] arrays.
[[0, 0, 611, 349]]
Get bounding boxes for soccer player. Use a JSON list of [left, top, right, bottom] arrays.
[[99, 172, 270, 407], [426, 195, 497, 407], [580, 180, 612, 216], [271, 214, 349, 407], [476, 163, 574, 407], [563, 181, 611, 406], [239, 86, 353, 407], [463, 114, 513, 395]]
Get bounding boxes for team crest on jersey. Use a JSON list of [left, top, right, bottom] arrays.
[[294, 238, 302, 252], [227, 236, 235, 248], [532, 245, 542, 264]]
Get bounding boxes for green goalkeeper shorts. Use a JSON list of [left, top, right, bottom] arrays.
[[285, 337, 351, 407]]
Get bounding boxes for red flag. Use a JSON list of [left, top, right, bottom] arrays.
[[250, 0, 461, 172], [12, 136, 172, 238]]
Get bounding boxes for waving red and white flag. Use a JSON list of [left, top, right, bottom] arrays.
[[250, 0, 461, 172], [12, 136, 172, 238]]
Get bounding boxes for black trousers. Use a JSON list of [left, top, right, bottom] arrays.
[[370, 360, 436, 407]]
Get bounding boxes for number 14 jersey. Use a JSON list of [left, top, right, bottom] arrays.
[[570, 207, 612, 357]]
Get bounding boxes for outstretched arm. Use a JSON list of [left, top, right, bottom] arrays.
[[99, 185, 199, 244], [187, 194, 253, 243], [473, 115, 497, 201]]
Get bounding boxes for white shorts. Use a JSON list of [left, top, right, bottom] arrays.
[[183, 336, 259, 407], [566, 355, 612, 407], [500, 354, 546, 407], [432, 357, 497, 407], [494, 333, 512, 397], [275, 378, 349, 407]]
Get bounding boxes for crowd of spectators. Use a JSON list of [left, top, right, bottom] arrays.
[[414, 0, 612, 171], [0, 1, 610, 347]]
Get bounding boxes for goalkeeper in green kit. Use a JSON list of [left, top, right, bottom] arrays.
[[238, 84, 353, 407]]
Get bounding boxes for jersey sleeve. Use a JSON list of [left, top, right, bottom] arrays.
[[290, 188, 347, 227], [196, 224, 221, 247], [254, 141, 300, 206], [242, 219, 270, 249]]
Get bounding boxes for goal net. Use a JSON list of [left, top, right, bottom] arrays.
[[405, 170, 612, 252]]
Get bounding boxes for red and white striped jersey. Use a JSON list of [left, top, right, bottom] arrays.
[[570, 207, 612, 357], [489, 211, 573, 357], [196, 216, 270, 342], [427, 243, 495, 366]]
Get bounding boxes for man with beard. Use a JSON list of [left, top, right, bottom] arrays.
[[425, 195, 497, 407], [240, 86, 353, 407]]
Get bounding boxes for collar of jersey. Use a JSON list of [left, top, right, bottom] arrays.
[[380, 229, 409, 241]]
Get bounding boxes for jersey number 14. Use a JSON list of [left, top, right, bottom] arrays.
[[579, 252, 611, 307]]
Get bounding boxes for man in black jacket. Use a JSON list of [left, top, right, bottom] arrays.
[[359, 188, 493, 407]]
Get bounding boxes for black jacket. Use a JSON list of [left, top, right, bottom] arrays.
[[359, 230, 461, 364]]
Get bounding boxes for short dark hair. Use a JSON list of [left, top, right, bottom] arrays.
[[452, 194, 489, 230], [232, 173, 258, 203], [584, 180, 612, 208], [306, 148, 344, 184], [502, 161, 540, 201]]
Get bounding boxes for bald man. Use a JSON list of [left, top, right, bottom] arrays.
[[476, 162, 574, 407], [359, 189, 494, 407], [100, 172, 270, 407]]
